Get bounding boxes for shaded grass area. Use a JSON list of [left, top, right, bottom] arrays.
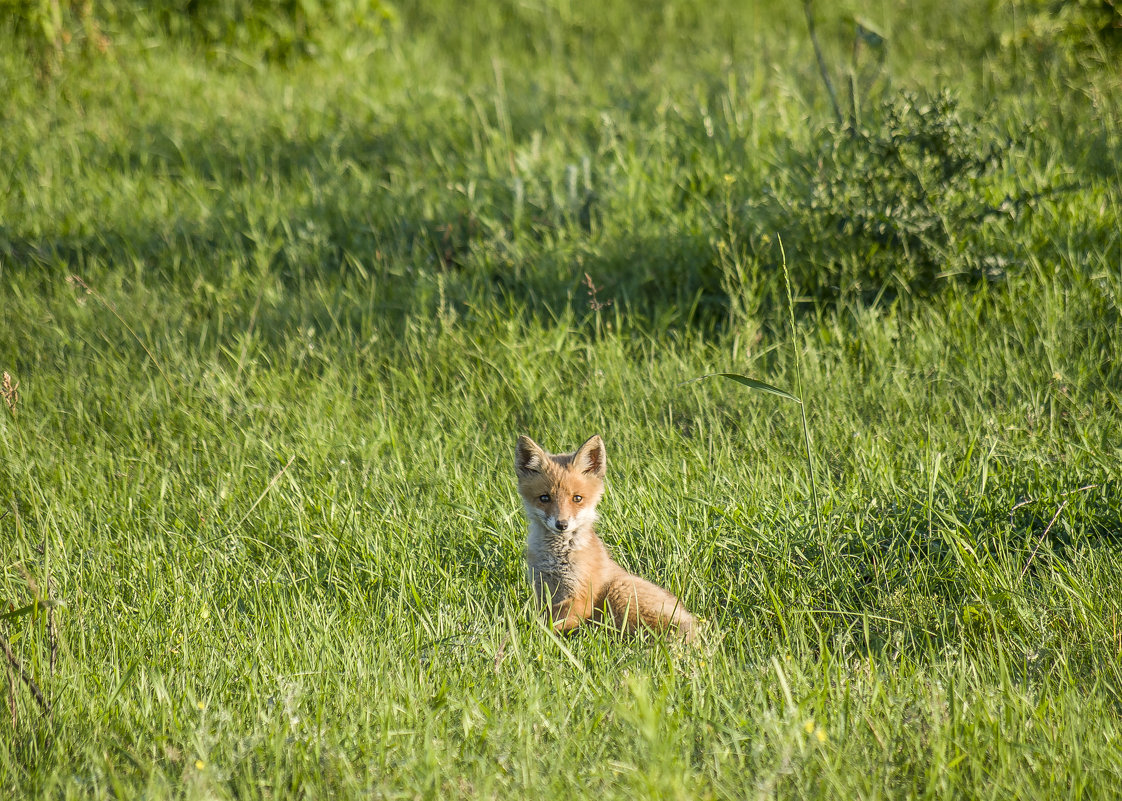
[[4, 2, 1119, 318], [2, 0, 1122, 797]]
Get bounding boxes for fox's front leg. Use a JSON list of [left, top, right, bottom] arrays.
[[550, 591, 592, 633], [551, 609, 584, 633]]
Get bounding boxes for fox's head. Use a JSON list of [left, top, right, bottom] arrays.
[[515, 434, 606, 535]]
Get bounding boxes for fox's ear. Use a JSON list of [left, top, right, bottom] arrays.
[[515, 436, 547, 476], [573, 434, 606, 478]]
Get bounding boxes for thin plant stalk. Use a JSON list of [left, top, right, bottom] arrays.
[[778, 235, 824, 545], [804, 0, 843, 127], [685, 238, 824, 557]]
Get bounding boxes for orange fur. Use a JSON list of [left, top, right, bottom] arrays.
[[515, 434, 695, 642]]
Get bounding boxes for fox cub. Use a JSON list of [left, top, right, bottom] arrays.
[[515, 434, 695, 642]]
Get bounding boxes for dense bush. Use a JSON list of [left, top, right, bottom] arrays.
[[1005, 0, 1122, 55], [154, 0, 394, 61], [766, 92, 1038, 299]]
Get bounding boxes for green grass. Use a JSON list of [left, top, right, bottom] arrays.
[[2, 1, 1122, 798]]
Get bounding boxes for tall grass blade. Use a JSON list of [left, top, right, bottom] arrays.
[[779, 235, 825, 550]]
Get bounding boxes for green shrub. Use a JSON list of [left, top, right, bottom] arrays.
[[1004, 0, 1122, 57], [0, 0, 395, 69], [154, 0, 394, 62], [770, 91, 1034, 299], [0, 0, 108, 76]]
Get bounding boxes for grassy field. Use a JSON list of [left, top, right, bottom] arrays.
[[2, 1, 1122, 797]]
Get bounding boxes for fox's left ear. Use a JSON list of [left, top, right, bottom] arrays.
[[515, 435, 547, 476], [573, 434, 606, 478]]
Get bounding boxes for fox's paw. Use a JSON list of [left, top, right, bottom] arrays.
[[672, 616, 719, 655], [551, 615, 584, 635]]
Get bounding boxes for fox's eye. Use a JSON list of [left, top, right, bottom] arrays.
[[573, 495, 583, 503], [538, 494, 550, 503]]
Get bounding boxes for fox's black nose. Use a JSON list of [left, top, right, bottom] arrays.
[[555, 520, 568, 531]]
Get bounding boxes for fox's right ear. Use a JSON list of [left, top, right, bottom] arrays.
[[573, 434, 606, 478], [515, 436, 547, 476]]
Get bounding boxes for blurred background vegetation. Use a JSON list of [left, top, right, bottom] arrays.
[[1, 0, 394, 66], [2, 0, 1120, 323]]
